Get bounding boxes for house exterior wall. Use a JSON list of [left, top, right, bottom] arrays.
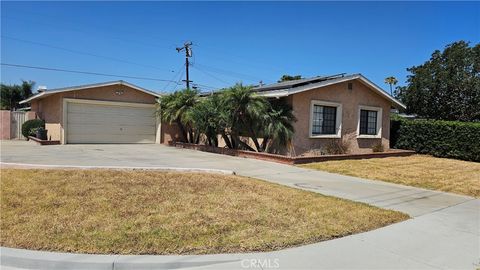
[[29, 84, 177, 143], [288, 79, 391, 155], [160, 121, 181, 144]]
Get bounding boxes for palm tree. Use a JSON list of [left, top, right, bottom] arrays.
[[188, 93, 228, 147], [156, 88, 198, 143], [222, 83, 269, 151], [384, 76, 398, 96], [260, 99, 296, 154], [185, 85, 296, 153]]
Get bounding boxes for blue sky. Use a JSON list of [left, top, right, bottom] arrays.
[[1, 1, 479, 93]]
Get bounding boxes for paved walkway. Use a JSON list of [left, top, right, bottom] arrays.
[[1, 141, 479, 269]]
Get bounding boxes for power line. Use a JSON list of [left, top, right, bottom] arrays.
[[3, 15, 175, 51], [194, 63, 261, 83], [1, 63, 181, 84], [191, 65, 231, 85], [193, 43, 283, 77], [194, 83, 221, 91], [163, 63, 185, 90], [3, 15, 279, 84], [172, 69, 185, 91], [2, 36, 174, 72], [2, 63, 222, 93], [169, 65, 223, 92]]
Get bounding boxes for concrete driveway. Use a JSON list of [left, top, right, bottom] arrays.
[[1, 140, 479, 269]]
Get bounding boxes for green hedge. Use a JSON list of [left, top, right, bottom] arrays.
[[22, 119, 45, 139], [390, 118, 480, 162]]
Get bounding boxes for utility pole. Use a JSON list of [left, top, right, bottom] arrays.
[[176, 41, 193, 89]]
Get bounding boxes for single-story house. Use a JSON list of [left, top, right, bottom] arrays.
[[20, 73, 405, 156], [20, 81, 179, 144], [253, 73, 406, 155]]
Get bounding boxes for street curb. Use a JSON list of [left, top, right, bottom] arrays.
[[1, 247, 116, 270], [0, 162, 236, 175], [0, 247, 241, 270]]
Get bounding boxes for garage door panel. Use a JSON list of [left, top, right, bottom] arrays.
[[68, 110, 155, 119], [67, 134, 156, 144], [66, 101, 156, 144], [67, 114, 155, 126], [68, 124, 156, 135], [68, 105, 155, 118]]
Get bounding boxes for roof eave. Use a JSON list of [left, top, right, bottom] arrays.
[[256, 74, 406, 110], [356, 75, 406, 109], [19, 92, 46, 104], [19, 81, 161, 104], [256, 90, 290, 98]]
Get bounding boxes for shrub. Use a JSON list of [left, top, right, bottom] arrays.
[[391, 118, 480, 162], [324, 139, 350, 155], [21, 119, 44, 139], [372, 143, 385, 153], [389, 114, 403, 148]]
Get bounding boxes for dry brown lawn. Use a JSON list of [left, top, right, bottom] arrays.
[[0, 169, 407, 255], [300, 155, 480, 198]]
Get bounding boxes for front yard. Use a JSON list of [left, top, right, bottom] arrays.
[[1, 169, 408, 255], [300, 155, 480, 198]]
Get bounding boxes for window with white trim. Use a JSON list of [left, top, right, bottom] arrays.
[[310, 100, 342, 138], [312, 105, 337, 135], [359, 110, 378, 135], [357, 105, 382, 138]]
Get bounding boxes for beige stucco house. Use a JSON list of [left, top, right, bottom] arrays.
[[20, 74, 405, 156], [20, 81, 179, 144], [254, 73, 406, 155]]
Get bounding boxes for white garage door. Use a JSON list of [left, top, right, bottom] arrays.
[[66, 101, 156, 144]]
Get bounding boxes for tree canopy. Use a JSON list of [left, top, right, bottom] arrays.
[[0, 81, 35, 110], [395, 41, 480, 121], [278, 75, 302, 82]]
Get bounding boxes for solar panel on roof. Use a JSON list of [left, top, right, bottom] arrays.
[[253, 73, 347, 92]]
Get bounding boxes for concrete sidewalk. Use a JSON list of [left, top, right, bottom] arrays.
[[1, 141, 479, 269]]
